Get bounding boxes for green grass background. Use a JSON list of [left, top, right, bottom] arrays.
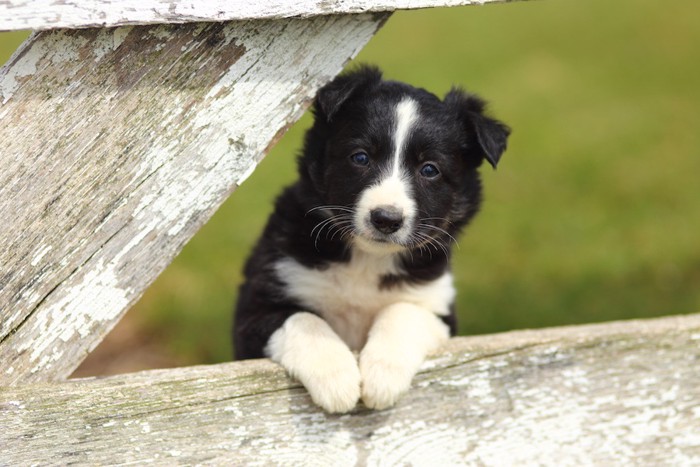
[[2, 0, 699, 366]]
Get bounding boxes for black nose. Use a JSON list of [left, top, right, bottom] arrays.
[[370, 207, 404, 234]]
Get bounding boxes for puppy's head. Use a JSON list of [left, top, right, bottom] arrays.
[[301, 66, 510, 255]]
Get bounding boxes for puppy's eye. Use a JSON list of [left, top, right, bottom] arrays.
[[350, 151, 370, 167], [419, 163, 440, 178]]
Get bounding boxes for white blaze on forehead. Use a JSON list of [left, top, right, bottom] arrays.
[[391, 98, 419, 177], [353, 98, 419, 250]]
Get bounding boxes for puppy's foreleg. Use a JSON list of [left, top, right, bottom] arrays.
[[359, 303, 449, 410], [266, 312, 361, 413]]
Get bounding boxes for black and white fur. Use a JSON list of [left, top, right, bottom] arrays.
[[233, 66, 509, 413]]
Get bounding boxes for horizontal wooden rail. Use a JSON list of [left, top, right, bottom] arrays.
[[2, 314, 700, 465], [0, 0, 509, 32]]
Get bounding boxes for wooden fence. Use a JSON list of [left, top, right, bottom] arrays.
[[1, 0, 699, 464]]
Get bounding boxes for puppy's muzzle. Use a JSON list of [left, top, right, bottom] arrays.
[[370, 206, 404, 235]]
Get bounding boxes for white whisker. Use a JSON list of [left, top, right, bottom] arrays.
[[308, 206, 357, 251], [306, 205, 355, 216], [411, 229, 450, 259], [311, 214, 345, 239], [419, 223, 460, 249]]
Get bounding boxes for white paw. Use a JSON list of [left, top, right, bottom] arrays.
[[359, 353, 415, 410], [302, 352, 361, 414], [266, 312, 361, 413]]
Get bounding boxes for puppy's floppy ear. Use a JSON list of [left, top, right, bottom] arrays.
[[315, 65, 382, 122], [444, 88, 511, 169]]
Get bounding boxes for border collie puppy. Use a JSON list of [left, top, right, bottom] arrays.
[[233, 66, 509, 413]]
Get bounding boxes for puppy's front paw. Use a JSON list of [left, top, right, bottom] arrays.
[[303, 361, 360, 413], [301, 347, 361, 414], [267, 312, 361, 413], [359, 353, 415, 410]]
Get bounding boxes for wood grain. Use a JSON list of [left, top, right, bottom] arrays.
[[0, 0, 511, 32], [2, 314, 699, 465], [0, 13, 389, 385]]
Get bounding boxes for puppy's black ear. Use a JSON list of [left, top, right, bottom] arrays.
[[315, 66, 382, 122], [444, 88, 511, 169]]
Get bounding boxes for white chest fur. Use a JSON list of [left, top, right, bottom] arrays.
[[274, 249, 455, 350]]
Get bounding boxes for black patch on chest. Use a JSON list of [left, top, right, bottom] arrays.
[[378, 273, 408, 290]]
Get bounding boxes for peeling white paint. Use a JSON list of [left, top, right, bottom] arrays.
[[24, 258, 130, 373], [440, 374, 471, 387], [225, 426, 250, 438], [30, 245, 53, 267], [0, 0, 501, 32], [419, 354, 455, 370], [0, 35, 40, 105], [561, 366, 590, 388], [236, 161, 258, 186], [129, 18, 380, 241], [0, 13, 385, 384]]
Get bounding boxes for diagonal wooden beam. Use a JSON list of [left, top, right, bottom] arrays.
[[0, 13, 389, 384]]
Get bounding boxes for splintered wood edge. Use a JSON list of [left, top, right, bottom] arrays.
[[0, 0, 516, 32], [1, 313, 699, 465]]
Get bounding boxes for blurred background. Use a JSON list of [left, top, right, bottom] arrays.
[[2, 0, 698, 376]]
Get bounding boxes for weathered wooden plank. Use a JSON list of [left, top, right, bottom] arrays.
[[0, 14, 389, 385], [2, 314, 699, 465], [0, 0, 512, 32]]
